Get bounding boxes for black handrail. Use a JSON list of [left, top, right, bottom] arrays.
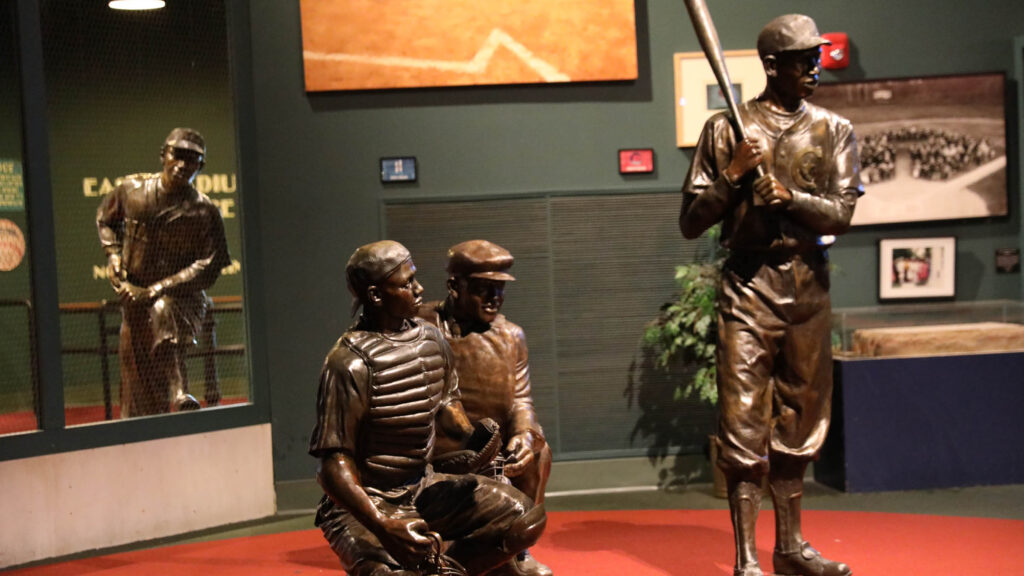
[[57, 295, 245, 420], [0, 299, 39, 423]]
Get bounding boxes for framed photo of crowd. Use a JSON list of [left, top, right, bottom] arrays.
[[810, 73, 1007, 226], [878, 236, 957, 301]]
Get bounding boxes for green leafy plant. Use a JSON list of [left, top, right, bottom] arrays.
[[643, 229, 725, 406]]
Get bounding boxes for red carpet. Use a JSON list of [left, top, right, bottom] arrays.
[[8, 509, 1024, 575]]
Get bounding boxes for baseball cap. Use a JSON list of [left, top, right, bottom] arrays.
[[757, 14, 831, 58], [164, 127, 206, 156], [346, 240, 413, 312]]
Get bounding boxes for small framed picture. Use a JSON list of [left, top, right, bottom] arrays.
[[705, 83, 742, 111], [618, 148, 654, 174], [380, 156, 417, 183], [674, 49, 762, 147], [995, 248, 1020, 274], [878, 237, 956, 301]]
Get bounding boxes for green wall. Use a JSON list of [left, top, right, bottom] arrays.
[[246, 0, 1024, 482], [40, 1, 242, 304], [0, 0, 33, 420]]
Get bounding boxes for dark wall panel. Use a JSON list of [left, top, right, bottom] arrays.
[[387, 192, 716, 461]]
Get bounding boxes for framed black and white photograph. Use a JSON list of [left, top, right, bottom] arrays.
[[879, 237, 956, 301], [811, 72, 1007, 226]]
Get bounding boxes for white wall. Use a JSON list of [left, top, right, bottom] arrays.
[[0, 423, 275, 568]]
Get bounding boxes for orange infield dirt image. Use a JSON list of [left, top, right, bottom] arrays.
[[300, 0, 638, 91]]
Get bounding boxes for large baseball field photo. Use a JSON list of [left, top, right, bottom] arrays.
[[300, 0, 638, 91]]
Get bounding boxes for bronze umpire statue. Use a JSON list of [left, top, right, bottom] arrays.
[[310, 240, 547, 576], [679, 15, 862, 576], [97, 127, 230, 417], [419, 240, 553, 576]]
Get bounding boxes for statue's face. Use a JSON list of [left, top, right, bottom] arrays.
[[161, 146, 204, 188], [376, 260, 423, 321], [768, 47, 822, 101], [451, 277, 505, 325]]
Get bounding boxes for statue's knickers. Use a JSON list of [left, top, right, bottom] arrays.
[[510, 439, 552, 506], [715, 252, 834, 477]]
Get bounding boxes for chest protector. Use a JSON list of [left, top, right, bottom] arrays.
[[344, 325, 449, 487]]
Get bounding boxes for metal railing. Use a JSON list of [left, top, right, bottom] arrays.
[[2, 296, 245, 424], [0, 299, 40, 423]]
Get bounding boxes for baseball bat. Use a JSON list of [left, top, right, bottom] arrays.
[[682, 0, 767, 201]]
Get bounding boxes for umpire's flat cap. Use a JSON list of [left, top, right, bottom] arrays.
[[446, 240, 515, 281]]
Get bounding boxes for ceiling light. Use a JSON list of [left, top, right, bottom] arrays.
[[109, 0, 166, 10]]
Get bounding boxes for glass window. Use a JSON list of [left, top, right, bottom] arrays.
[[0, 0, 38, 436], [40, 0, 248, 423]]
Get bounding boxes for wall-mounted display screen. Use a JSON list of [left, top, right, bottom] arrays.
[[380, 157, 417, 183]]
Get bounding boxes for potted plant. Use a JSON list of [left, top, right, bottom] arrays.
[[643, 223, 725, 402], [642, 258, 722, 405], [642, 226, 727, 495]]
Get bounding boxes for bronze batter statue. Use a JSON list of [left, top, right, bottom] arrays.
[[679, 15, 862, 576], [419, 240, 553, 576], [310, 240, 547, 576], [97, 128, 230, 417]]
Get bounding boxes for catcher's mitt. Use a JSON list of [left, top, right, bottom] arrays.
[[432, 418, 502, 475]]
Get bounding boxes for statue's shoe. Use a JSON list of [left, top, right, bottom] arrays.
[[173, 393, 201, 411], [514, 551, 553, 576], [486, 551, 553, 576], [773, 542, 852, 576], [733, 565, 763, 576]]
